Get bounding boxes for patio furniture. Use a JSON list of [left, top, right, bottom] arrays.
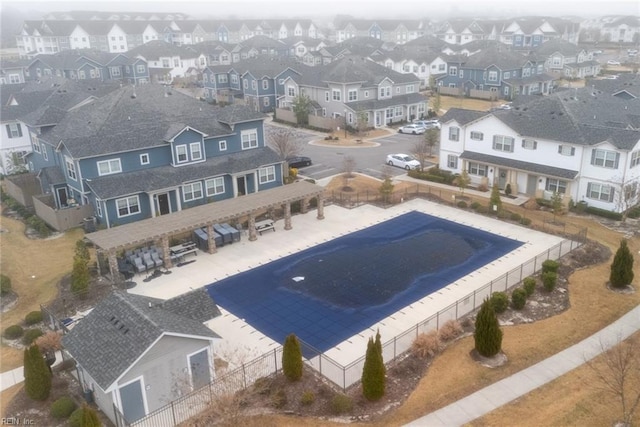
[[142, 253, 155, 270], [151, 251, 164, 267], [255, 219, 275, 235], [133, 257, 146, 274]]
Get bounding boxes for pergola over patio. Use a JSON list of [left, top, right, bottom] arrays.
[[86, 180, 326, 280]]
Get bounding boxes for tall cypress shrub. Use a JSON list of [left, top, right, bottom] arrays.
[[474, 299, 503, 357], [282, 333, 303, 381], [610, 239, 635, 288], [362, 332, 385, 401], [81, 403, 102, 427], [23, 344, 52, 401]]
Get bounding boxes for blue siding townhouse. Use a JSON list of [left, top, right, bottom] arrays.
[[436, 45, 556, 100], [26, 84, 284, 228], [203, 58, 304, 113]]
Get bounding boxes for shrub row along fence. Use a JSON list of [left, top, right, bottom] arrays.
[[120, 233, 584, 427]]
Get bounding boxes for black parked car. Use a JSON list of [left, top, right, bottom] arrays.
[[286, 156, 312, 168]]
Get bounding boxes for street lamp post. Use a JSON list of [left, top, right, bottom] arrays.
[[344, 110, 347, 138]]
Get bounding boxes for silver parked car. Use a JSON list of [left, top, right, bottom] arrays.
[[386, 153, 421, 170], [397, 124, 426, 134]]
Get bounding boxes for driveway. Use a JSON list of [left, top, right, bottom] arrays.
[[265, 124, 437, 181]]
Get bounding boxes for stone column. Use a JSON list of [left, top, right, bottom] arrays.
[[107, 251, 122, 283], [316, 194, 325, 220], [206, 224, 217, 254], [248, 213, 257, 241], [161, 236, 172, 268], [284, 202, 292, 230], [300, 197, 309, 214]]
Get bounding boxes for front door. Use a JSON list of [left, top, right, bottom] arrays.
[[526, 174, 538, 196], [156, 193, 170, 216], [375, 112, 381, 127], [498, 168, 508, 190], [56, 187, 68, 207], [237, 176, 246, 196], [119, 379, 146, 423]]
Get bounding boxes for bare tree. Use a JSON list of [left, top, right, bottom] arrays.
[[424, 128, 439, 157], [586, 334, 640, 427], [411, 138, 430, 172], [267, 127, 302, 160], [613, 179, 640, 223], [341, 155, 357, 190]]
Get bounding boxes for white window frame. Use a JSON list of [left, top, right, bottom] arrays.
[[447, 154, 458, 169], [468, 162, 488, 177], [140, 153, 150, 165], [631, 150, 640, 168], [241, 129, 258, 150], [488, 70, 498, 81], [262, 79, 268, 90], [325, 91, 329, 101], [546, 178, 567, 194], [116, 195, 140, 218], [449, 66, 458, 76], [492, 135, 515, 152], [348, 89, 357, 101], [587, 182, 614, 202], [205, 176, 225, 196], [259, 166, 276, 184], [218, 74, 228, 83], [591, 148, 619, 169], [176, 145, 188, 163], [190, 142, 202, 161], [449, 126, 460, 141], [288, 86, 296, 97], [231, 74, 238, 84], [65, 157, 77, 181], [522, 139, 537, 150], [97, 159, 122, 176], [219, 140, 227, 151], [183, 182, 203, 202], [558, 145, 575, 156], [470, 131, 483, 141], [332, 89, 341, 101], [6, 123, 22, 138], [136, 64, 145, 73]]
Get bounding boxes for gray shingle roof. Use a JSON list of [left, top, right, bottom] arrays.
[[86, 147, 282, 199], [46, 85, 264, 158], [127, 40, 199, 61], [460, 151, 579, 179], [62, 290, 220, 391], [345, 92, 427, 111], [439, 108, 489, 125], [460, 45, 530, 69]]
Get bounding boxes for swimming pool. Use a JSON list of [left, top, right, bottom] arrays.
[[206, 210, 522, 352]]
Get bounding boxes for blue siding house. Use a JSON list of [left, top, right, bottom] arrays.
[[26, 84, 284, 228]]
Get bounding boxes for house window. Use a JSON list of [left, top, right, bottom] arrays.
[[111, 67, 121, 77], [95, 201, 102, 217], [263, 97, 270, 106], [140, 153, 150, 165], [251, 81, 257, 90], [231, 74, 238, 84], [136, 65, 145, 73], [97, 159, 122, 176], [206, 177, 225, 196], [259, 166, 276, 184], [459, 70, 464, 78], [504, 72, 511, 79], [219, 140, 227, 151], [32, 135, 41, 153], [470, 131, 483, 141], [522, 139, 537, 150], [6, 123, 22, 138], [449, 126, 460, 141], [386, 109, 393, 119], [79, 70, 86, 79], [394, 106, 402, 117], [406, 85, 414, 93], [631, 150, 640, 168], [203, 74, 208, 83], [468, 162, 488, 176], [190, 142, 202, 161], [176, 145, 188, 163], [587, 182, 615, 202], [116, 195, 140, 217], [42, 146, 48, 161], [591, 149, 619, 169], [558, 145, 575, 156], [364, 90, 369, 98], [325, 91, 329, 101], [488, 71, 498, 81], [183, 182, 203, 202], [262, 79, 269, 90], [332, 89, 341, 101], [348, 112, 353, 124], [162, 59, 170, 68], [449, 66, 457, 76], [241, 130, 258, 150], [174, 59, 179, 67], [218, 74, 228, 83], [447, 155, 458, 169], [439, 64, 445, 71], [492, 135, 514, 152], [65, 157, 77, 180], [288, 86, 296, 97], [243, 80, 248, 89], [546, 178, 567, 194], [9, 74, 20, 84], [348, 89, 357, 101], [396, 87, 400, 93]]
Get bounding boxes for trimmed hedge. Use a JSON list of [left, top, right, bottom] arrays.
[[542, 260, 560, 274], [0, 274, 11, 295], [542, 271, 557, 292], [457, 201, 468, 208], [585, 206, 623, 221], [490, 292, 509, 314], [22, 329, 44, 345], [523, 277, 537, 296], [51, 397, 77, 419], [331, 393, 353, 414], [4, 325, 24, 340], [25, 311, 43, 326], [511, 288, 527, 310]]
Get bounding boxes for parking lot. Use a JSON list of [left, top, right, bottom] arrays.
[[265, 123, 437, 181]]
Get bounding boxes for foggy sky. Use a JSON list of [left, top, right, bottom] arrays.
[[4, 0, 640, 20]]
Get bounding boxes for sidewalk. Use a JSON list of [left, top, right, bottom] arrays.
[[0, 350, 64, 392], [406, 305, 640, 426]]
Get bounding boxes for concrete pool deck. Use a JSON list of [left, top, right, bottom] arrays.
[[127, 198, 566, 366]]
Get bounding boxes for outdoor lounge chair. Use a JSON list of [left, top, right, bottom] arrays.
[[142, 253, 155, 270], [133, 256, 146, 274], [151, 251, 163, 267]]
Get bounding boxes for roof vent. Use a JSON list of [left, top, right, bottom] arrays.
[[128, 116, 131, 120]]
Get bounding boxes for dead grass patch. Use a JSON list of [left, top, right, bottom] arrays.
[[432, 95, 495, 114]]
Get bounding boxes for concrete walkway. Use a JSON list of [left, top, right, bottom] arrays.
[[406, 305, 640, 426]]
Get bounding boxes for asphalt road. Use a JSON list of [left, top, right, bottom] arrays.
[[265, 124, 437, 181]]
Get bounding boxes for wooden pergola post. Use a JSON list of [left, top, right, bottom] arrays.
[[248, 213, 257, 241], [317, 194, 325, 220], [161, 236, 172, 268], [284, 202, 292, 230], [206, 224, 217, 254]]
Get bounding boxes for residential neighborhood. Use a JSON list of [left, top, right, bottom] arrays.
[[0, 3, 639, 427]]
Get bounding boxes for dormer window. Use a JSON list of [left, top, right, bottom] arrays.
[[176, 145, 188, 163], [190, 142, 202, 161], [97, 159, 122, 176]]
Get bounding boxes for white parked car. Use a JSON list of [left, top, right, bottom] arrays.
[[607, 60, 621, 66], [397, 124, 426, 134], [413, 119, 441, 129], [386, 153, 421, 170]]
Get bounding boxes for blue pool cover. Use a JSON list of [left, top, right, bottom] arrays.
[[206, 211, 522, 353]]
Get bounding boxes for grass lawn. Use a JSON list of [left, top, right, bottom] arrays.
[[431, 95, 495, 114], [0, 214, 83, 371]]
